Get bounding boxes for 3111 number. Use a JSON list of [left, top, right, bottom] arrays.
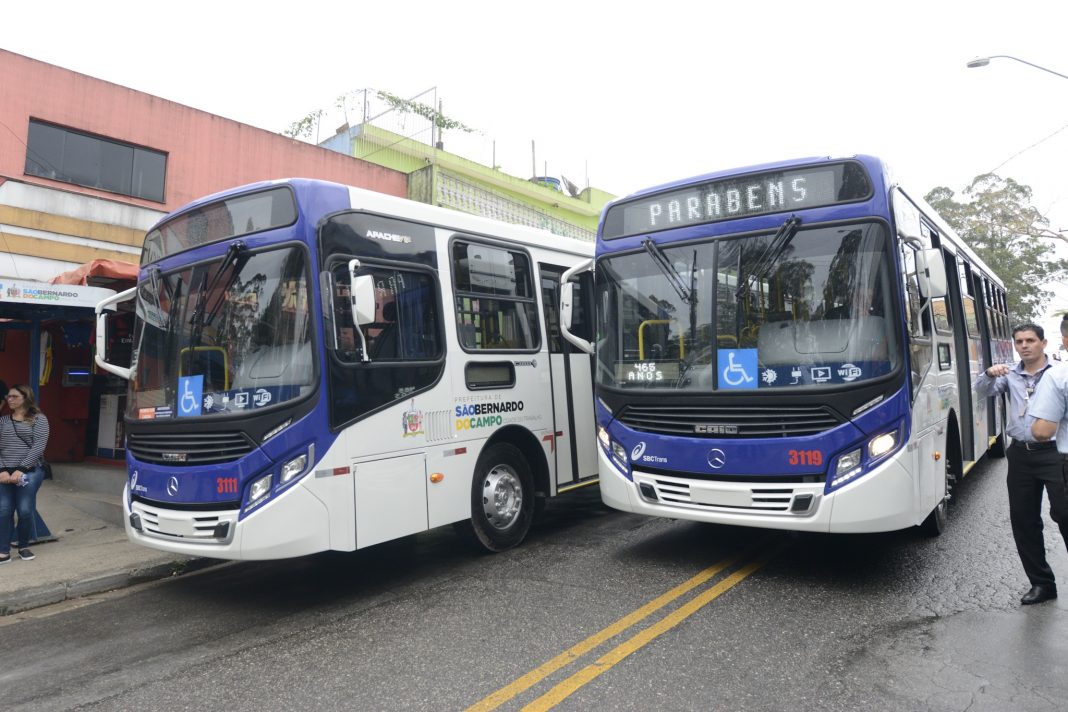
[[788, 450, 823, 466]]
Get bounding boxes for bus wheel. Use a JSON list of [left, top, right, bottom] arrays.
[[459, 443, 534, 552], [920, 462, 950, 537]]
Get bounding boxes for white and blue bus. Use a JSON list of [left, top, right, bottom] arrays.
[[96, 178, 598, 559], [561, 155, 1009, 535]]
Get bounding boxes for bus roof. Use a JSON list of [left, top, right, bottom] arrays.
[[603, 154, 1004, 290], [149, 177, 594, 261]]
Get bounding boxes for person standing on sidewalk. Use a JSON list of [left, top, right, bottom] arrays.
[[0, 384, 50, 564], [974, 323, 1066, 605]]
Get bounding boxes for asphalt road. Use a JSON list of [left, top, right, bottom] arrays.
[[2, 454, 1066, 711]]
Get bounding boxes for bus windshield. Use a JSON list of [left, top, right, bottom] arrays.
[[127, 245, 313, 418], [595, 221, 900, 391]]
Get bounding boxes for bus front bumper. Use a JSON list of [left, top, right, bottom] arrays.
[[123, 482, 332, 560], [598, 447, 917, 534]]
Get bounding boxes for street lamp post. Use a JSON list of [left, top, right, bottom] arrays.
[[967, 55, 1068, 82]]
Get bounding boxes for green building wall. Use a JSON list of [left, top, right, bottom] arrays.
[[342, 124, 613, 241]]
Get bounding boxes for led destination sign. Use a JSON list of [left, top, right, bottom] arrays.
[[602, 161, 872, 239]]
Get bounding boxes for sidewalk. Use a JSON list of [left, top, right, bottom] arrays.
[[0, 461, 218, 616]]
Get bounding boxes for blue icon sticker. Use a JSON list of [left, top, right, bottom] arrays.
[[178, 375, 204, 417], [718, 349, 758, 390]]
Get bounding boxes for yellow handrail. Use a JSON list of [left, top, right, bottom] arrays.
[[178, 346, 230, 390], [638, 320, 685, 359]]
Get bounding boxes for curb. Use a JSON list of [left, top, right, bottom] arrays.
[[0, 557, 222, 616]]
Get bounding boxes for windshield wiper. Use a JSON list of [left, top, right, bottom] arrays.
[[642, 239, 697, 305], [737, 216, 801, 299], [186, 241, 247, 363]]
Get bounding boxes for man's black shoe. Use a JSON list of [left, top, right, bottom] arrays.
[[1021, 585, 1058, 605]]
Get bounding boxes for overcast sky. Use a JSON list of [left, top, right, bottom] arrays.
[[3, 0, 1067, 324]]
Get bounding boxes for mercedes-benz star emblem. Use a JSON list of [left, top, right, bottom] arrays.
[[707, 448, 727, 469], [166, 476, 179, 497]]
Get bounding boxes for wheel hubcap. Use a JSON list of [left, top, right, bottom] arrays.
[[482, 465, 522, 530]]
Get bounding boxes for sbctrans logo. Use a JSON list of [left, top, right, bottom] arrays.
[[130, 471, 148, 496], [631, 442, 646, 461]]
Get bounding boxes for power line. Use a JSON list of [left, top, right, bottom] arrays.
[[982, 121, 1068, 173]]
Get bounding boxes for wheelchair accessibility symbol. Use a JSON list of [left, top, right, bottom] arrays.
[[717, 349, 758, 390], [177, 375, 204, 417]]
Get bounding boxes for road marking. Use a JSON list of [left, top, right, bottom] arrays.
[[521, 554, 772, 711], [466, 544, 767, 712]]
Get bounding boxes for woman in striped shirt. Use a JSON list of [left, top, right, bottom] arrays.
[[0, 384, 50, 563]]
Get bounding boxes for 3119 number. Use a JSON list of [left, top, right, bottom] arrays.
[[788, 450, 823, 466]]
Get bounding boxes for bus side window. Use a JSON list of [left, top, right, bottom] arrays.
[[901, 243, 933, 396], [453, 241, 539, 351], [331, 264, 441, 362]]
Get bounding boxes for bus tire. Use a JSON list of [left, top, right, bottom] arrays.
[[458, 443, 534, 553]]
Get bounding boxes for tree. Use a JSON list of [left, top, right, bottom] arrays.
[[282, 89, 477, 143], [282, 109, 324, 141], [925, 175, 1068, 323]]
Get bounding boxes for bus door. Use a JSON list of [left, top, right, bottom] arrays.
[[939, 245, 976, 459], [540, 265, 597, 488]]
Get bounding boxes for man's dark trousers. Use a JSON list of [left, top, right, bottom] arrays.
[[1006, 441, 1068, 587]]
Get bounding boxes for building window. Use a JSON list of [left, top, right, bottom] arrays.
[[24, 119, 167, 202]]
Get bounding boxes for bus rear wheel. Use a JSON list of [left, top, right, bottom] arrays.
[[457, 443, 534, 553]]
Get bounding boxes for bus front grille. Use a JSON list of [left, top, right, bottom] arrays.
[[616, 404, 842, 438], [128, 431, 255, 465], [633, 472, 823, 516], [131, 500, 237, 544]]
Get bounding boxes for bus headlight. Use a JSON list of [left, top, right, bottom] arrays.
[[868, 430, 898, 459], [248, 473, 273, 508], [280, 453, 308, 484], [598, 425, 630, 473], [830, 448, 863, 489]]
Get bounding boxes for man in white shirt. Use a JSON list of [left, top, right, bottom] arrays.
[[1029, 316, 1068, 604]]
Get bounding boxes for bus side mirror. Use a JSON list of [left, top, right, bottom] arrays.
[[560, 259, 593, 355], [917, 249, 948, 299], [348, 259, 376, 326], [561, 282, 576, 330], [95, 287, 136, 380], [350, 275, 376, 326], [347, 259, 374, 362]]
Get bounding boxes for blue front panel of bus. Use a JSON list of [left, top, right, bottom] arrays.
[[598, 387, 909, 483], [128, 450, 272, 503], [127, 179, 356, 511]]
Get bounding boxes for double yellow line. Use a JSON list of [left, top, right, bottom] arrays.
[[467, 542, 777, 712]]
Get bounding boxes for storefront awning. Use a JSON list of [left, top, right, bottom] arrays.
[[50, 258, 138, 289]]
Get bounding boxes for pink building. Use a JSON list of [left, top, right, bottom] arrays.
[[0, 48, 408, 462]]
